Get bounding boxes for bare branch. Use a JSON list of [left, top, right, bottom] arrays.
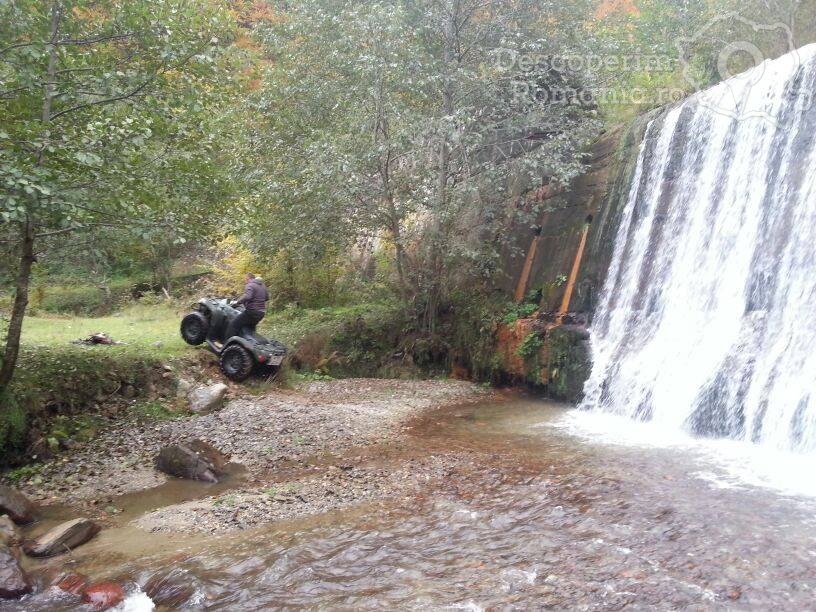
[[49, 76, 155, 121]]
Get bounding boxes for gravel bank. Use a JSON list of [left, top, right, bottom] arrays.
[[11, 379, 489, 529], [135, 454, 481, 534]]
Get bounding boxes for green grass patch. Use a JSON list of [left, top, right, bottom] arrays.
[[0, 301, 403, 464], [129, 400, 183, 422], [20, 302, 189, 360]]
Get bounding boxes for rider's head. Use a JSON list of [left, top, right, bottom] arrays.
[[245, 272, 256, 282]]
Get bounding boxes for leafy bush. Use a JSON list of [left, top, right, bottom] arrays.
[[29, 279, 138, 316], [0, 390, 29, 462], [0, 344, 166, 464], [502, 302, 539, 325], [516, 332, 544, 361], [516, 332, 545, 386]]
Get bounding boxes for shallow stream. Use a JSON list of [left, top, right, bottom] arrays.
[[11, 398, 816, 609]]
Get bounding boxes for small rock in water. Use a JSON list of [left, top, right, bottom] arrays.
[[727, 586, 742, 601], [0, 546, 30, 599], [188, 383, 228, 414], [82, 582, 125, 610], [0, 516, 20, 547], [55, 572, 89, 595], [0, 485, 35, 524], [155, 440, 228, 483], [23, 518, 100, 557], [144, 568, 194, 607]]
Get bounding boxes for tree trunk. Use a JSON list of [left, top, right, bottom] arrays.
[[0, 2, 60, 390], [0, 223, 36, 389], [424, 7, 456, 335]]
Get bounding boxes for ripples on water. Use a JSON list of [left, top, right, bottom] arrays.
[[15, 400, 816, 610]]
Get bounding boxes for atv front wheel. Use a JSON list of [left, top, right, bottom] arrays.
[[220, 345, 254, 382], [180, 312, 209, 345]]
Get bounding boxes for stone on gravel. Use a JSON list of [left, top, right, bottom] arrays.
[[188, 383, 228, 414], [82, 582, 125, 609], [155, 439, 227, 483], [23, 518, 100, 557], [0, 546, 30, 599], [0, 485, 35, 524], [176, 377, 193, 398], [0, 516, 19, 547]]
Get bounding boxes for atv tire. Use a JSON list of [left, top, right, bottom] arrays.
[[180, 312, 209, 345], [220, 344, 254, 382]]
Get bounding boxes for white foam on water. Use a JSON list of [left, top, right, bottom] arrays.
[[549, 409, 816, 498], [581, 44, 816, 469], [113, 590, 155, 612]]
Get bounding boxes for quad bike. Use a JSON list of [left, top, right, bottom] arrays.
[[180, 298, 287, 382]]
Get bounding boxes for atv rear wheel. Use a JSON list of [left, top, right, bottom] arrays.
[[220, 345, 254, 382], [180, 312, 209, 345]]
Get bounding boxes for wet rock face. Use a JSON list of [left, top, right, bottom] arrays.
[[155, 439, 227, 483], [0, 546, 30, 599], [55, 572, 89, 595], [81, 582, 125, 610], [144, 568, 194, 607], [188, 383, 228, 414], [23, 518, 100, 557], [0, 516, 20, 547], [0, 485, 35, 524]]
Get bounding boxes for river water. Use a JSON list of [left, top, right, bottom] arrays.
[[12, 397, 816, 610]]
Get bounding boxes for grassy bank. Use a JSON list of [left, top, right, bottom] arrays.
[[0, 301, 404, 464]]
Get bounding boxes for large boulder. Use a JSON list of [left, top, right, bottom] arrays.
[[0, 546, 30, 599], [155, 440, 227, 483], [0, 485, 35, 524], [23, 518, 100, 557], [188, 383, 228, 414]]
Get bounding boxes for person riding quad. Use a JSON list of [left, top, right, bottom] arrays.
[[226, 273, 269, 341]]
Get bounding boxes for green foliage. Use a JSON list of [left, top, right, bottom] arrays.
[[46, 414, 103, 444], [0, 0, 240, 239], [244, 0, 601, 329], [262, 302, 401, 349], [0, 0, 246, 389], [446, 291, 506, 383], [516, 332, 544, 362], [5, 463, 42, 485], [0, 390, 29, 461], [28, 278, 137, 315], [130, 401, 180, 422], [502, 302, 540, 325], [517, 330, 545, 386], [548, 327, 592, 402]]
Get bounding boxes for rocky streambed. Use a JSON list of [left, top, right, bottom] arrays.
[[0, 377, 493, 606], [5, 381, 815, 609]]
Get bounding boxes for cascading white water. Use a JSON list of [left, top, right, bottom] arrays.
[[582, 44, 816, 453]]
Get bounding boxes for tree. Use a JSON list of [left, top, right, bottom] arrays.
[[250, 0, 601, 327], [0, 0, 238, 389]]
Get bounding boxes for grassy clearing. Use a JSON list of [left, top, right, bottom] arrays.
[[0, 300, 401, 463], [20, 300, 400, 356], [21, 302, 189, 360]]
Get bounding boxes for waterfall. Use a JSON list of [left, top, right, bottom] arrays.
[[582, 45, 816, 453]]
